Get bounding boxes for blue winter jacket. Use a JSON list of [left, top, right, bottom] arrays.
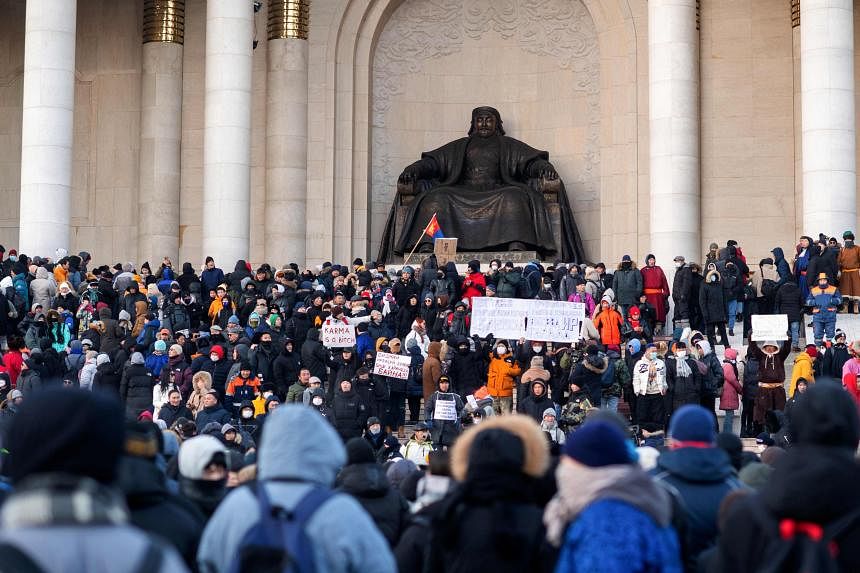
[[806, 283, 841, 322], [197, 405, 396, 573]]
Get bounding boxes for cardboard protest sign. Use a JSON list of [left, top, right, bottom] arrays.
[[751, 314, 788, 341], [372, 351, 412, 379], [470, 298, 585, 342], [433, 394, 458, 421], [322, 321, 355, 347]]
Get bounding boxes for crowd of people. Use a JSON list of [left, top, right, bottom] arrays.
[[0, 235, 857, 572]]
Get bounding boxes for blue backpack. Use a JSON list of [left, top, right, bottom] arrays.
[[229, 482, 334, 573]]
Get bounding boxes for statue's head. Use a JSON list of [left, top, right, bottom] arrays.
[[468, 106, 505, 138]]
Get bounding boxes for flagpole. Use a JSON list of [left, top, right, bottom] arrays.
[[403, 212, 437, 267]]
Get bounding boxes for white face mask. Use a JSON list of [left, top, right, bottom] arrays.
[[649, 352, 657, 360], [209, 354, 219, 362], [710, 275, 717, 283], [676, 350, 686, 359], [496, 346, 506, 355], [312, 397, 323, 406], [241, 409, 254, 419], [369, 425, 381, 435], [532, 345, 543, 353], [674, 261, 683, 268]]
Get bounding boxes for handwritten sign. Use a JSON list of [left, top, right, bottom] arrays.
[[321, 322, 355, 347], [373, 351, 412, 379], [470, 298, 585, 342], [433, 394, 458, 421], [751, 314, 788, 341]]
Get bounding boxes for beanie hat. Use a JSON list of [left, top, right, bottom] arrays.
[[792, 384, 860, 449], [178, 435, 228, 480], [154, 340, 167, 352], [669, 405, 716, 445], [627, 339, 641, 354], [169, 344, 184, 356], [125, 421, 160, 459], [210, 345, 224, 359], [345, 437, 376, 465], [130, 352, 145, 365], [562, 421, 631, 467], [8, 389, 124, 484], [805, 344, 818, 358], [844, 230, 854, 240]]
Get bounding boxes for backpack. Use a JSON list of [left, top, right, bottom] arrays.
[[229, 482, 334, 573], [600, 357, 616, 388], [518, 266, 541, 299], [750, 500, 860, 573]]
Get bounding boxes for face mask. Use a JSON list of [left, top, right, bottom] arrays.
[[210, 354, 219, 362], [369, 426, 381, 435], [472, 418, 481, 425], [649, 352, 657, 360], [496, 346, 506, 355], [312, 397, 323, 406], [710, 275, 717, 283], [458, 346, 469, 355], [674, 261, 683, 268], [676, 350, 686, 359], [261, 341, 272, 348], [532, 345, 543, 353], [241, 409, 253, 419], [491, 264, 498, 270]]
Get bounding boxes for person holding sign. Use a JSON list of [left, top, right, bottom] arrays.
[[747, 338, 790, 429], [425, 376, 464, 449]]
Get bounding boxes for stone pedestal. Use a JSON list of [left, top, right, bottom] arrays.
[[18, 0, 77, 257]]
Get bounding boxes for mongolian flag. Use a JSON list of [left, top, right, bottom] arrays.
[[424, 214, 444, 239]]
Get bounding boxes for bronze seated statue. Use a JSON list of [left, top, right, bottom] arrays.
[[377, 106, 585, 262]]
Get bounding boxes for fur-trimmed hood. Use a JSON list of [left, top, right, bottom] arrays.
[[616, 261, 638, 271], [705, 269, 721, 283], [583, 354, 608, 374], [450, 414, 549, 481]]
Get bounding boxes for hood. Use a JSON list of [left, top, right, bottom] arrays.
[[771, 247, 785, 262], [234, 343, 250, 362], [761, 446, 860, 523], [584, 355, 608, 374], [723, 347, 738, 361], [35, 267, 50, 280], [530, 355, 545, 369], [258, 404, 346, 485], [307, 328, 320, 342], [98, 307, 112, 320], [704, 269, 721, 283], [337, 462, 390, 498], [697, 340, 712, 357], [656, 447, 734, 483], [182, 262, 194, 275], [427, 341, 441, 359], [69, 340, 83, 355], [234, 260, 248, 273]]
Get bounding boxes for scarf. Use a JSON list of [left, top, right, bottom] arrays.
[[2, 473, 128, 529], [543, 462, 672, 547], [676, 356, 692, 378]]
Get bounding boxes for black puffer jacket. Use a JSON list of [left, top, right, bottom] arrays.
[[774, 281, 803, 322], [699, 270, 727, 324], [448, 342, 487, 397], [336, 462, 409, 547], [120, 363, 154, 419], [570, 353, 607, 407], [301, 328, 332, 383], [332, 387, 366, 441], [272, 344, 302, 397], [92, 360, 123, 399], [515, 380, 554, 422], [666, 356, 702, 412]]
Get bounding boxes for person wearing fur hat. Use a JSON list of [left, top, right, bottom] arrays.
[[654, 405, 743, 566], [0, 389, 190, 572], [807, 272, 842, 346], [837, 230, 860, 312], [788, 345, 816, 400], [547, 421, 681, 573], [394, 415, 551, 573], [632, 344, 667, 431]]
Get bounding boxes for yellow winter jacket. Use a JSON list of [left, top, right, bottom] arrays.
[[789, 352, 815, 397]]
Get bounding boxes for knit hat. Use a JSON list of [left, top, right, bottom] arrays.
[[792, 384, 860, 449], [844, 230, 854, 240], [562, 421, 631, 467], [621, 255, 631, 262], [130, 352, 145, 365], [805, 344, 818, 358], [627, 339, 641, 354], [673, 255, 685, 262], [169, 344, 184, 356], [8, 389, 124, 484], [668, 405, 716, 445], [345, 437, 375, 465], [9, 389, 23, 401], [154, 340, 167, 352], [386, 459, 419, 489]]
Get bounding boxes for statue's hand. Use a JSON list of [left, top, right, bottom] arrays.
[[398, 167, 419, 185], [540, 166, 559, 181]]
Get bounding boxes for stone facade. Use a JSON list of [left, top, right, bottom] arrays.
[[0, 0, 858, 269]]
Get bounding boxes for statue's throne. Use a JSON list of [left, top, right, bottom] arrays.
[[385, 176, 564, 260]]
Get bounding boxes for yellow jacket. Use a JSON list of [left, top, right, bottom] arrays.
[[789, 352, 815, 397]]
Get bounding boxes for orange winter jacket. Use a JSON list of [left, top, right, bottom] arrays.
[[593, 308, 624, 346], [486, 352, 522, 398]]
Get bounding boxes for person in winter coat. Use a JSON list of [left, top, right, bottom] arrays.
[[395, 294, 420, 340], [654, 405, 744, 567], [748, 338, 790, 428], [29, 266, 56, 311], [822, 329, 850, 381], [547, 421, 681, 573], [461, 260, 486, 305], [120, 352, 155, 420], [392, 268, 420, 308], [612, 255, 643, 318], [198, 405, 396, 573], [567, 277, 596, 316], [422, 340, 443, 401], [774, 279, 803, 350], [540, 408, 566, 445], [159, 389, 193, 428], [186, 371, 213, 418], [770, 246, 793, 289], [516, 379, 554, 423], [494, 262, 521, 299], [425, 376, 463, 448], [700, 267, 730, 348], [194, 390, 231, 429], [720, 347, 743, 434], [641, 254, 670, 334], [486, 340, 521, 415], [271, 338, 301, 399], [78, 350, 98, 391], [0, 389, 190, 573], [838, 230, 860, 312], [519, 354, 552, 406], [633, 343, 667, 431], [448, 336, 486, 398], [711, 385, 860, 573], [666, 341, 702, 420], [593, 296, 623, 350], [91, 353, 121, 398], [394, 415, 552, 573], [570, 345, 608, 408], [336, 438, 410, 548], [300, 328, 335, 389], [444, 300, 471, 339], [145, 340, 169, 378], [807, 272, 842, 346], [695, 339, 725, 421], [332, 378, 367, 442], [672, 256, 694, 329], [789, 344, 817, 397]]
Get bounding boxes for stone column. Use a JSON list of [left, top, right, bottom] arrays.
[[265, 0, 309, 266], [649, 0, 700, 268], [801, 0, 856, 237], [202, 0, 254, 264], [138, 0, 185, 264], [18, 0, 77, 257]]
